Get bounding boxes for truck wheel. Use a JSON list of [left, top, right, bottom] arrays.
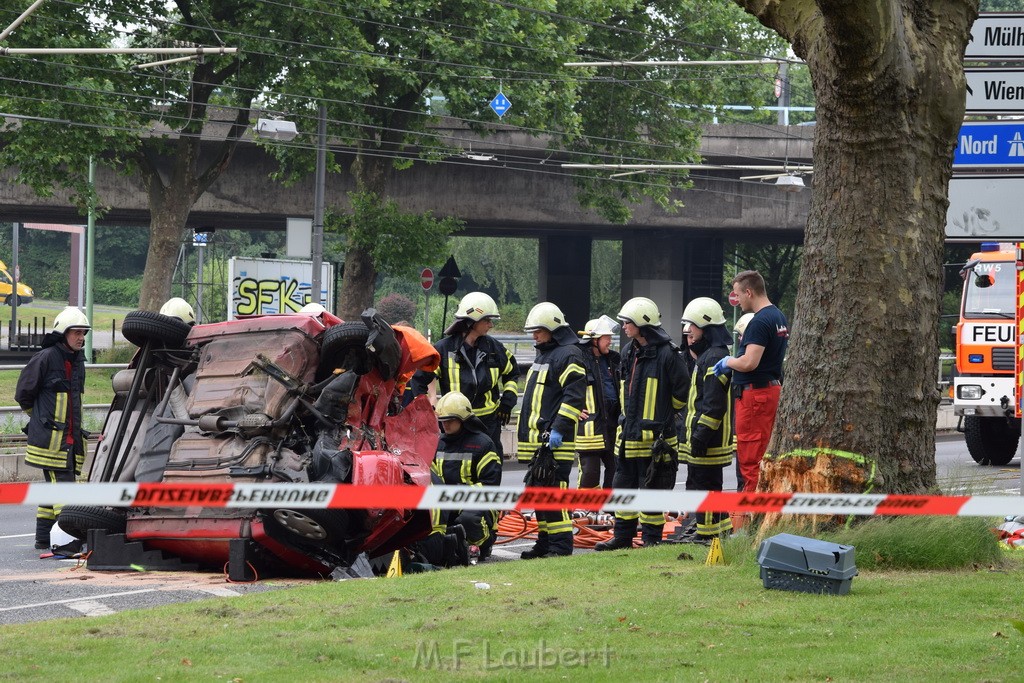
[[964, 415, 1019, 466], [58, 506, 127, 540]]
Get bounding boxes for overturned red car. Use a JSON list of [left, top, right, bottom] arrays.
[[60, 308, 442, 579]]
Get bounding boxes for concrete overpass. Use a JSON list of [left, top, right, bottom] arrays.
[[0, 122, 813, 333]]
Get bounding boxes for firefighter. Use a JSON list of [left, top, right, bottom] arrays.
[[679, 297, 735, 541], [517, 302, 587, 558], [409, 292, 519, 458], [714, 270, 789, 492], [595, 297, 688, 551], [427, 392, 502, 562], [576, 315, 621, 489], [160, 297, 196, 325], [16, 307, 90, 550]]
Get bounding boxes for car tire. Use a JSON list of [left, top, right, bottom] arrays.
[[122, 310, 192, 349], [320, 320, 371, 376], [4, 294, 21, 306], [58, 505, 128, 540], [263, 508, 351, 546], [964, 415, 1019, 466]]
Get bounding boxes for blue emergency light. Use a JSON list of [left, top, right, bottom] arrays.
[[969, 354, 984, 363]]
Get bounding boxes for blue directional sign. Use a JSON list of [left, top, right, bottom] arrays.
[[955, 121, 1024, 167], [489, 92, 512, 118]]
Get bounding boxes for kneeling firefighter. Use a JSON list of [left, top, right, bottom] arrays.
[[419, 392, 503, 566]]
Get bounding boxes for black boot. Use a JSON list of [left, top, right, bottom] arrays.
[[595, 518, 637, 551], [641, 523, 664, 547], [521, 544, 550, 559], [35, 518, 55, 550]]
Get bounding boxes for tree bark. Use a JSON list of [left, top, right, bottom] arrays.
[[735, 0, 979, 497]]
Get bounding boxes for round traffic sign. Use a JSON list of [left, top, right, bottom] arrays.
[[439, 276, 457, 297], [420, 268, 434, 290], [728, 291, 740, 306]]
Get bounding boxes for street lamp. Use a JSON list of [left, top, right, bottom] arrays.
[[254, 110, 325, 307]]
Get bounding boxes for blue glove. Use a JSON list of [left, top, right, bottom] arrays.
[[548, 430, 563, 448], [713, 357, 732, 376]]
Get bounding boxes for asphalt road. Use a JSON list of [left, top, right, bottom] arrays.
[[0, 434, 1019, 626]]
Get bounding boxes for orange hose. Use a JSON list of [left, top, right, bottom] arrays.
[[496, 510, 690, 549]]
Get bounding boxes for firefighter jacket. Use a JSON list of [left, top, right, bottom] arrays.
[[409, 334, 519, 418], [679, 332, 734, 467], [617, 326, 689, 458], [15, 334, 86, 472], [431, 417, 502, 487], [576, 347, 621, 452], [517, 326, 587, 462]]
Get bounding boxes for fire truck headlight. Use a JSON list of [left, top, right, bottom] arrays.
[[958, 385, 983, 400]]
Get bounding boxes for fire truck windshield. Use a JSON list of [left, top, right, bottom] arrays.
[[964, 265, 1015, 319]]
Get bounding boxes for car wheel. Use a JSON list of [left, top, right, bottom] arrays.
[[4, 294, 20, 306], [122, 310, 192, 348], [264, 508, 351, 545], [58, 505, 128, 540], [320, 320, 371, 376]]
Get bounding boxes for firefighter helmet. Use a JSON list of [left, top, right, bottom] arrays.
[[617, 297, 661, 327], [436, 391, 474, 421], [160, 297, 196, 324], [734, 312, 755, 336], [579, 314, 619, 340], [681, 297, 726, 328], [53, 307, 90, 335], [454, 292, 500, 322], [299, 302, 327, 315], [524, 302, 568, 332]]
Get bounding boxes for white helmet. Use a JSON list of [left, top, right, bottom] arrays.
[[524, 302, 568, 332], [734, 312, 755, 336], [617, 297, 661, 327], [681, 297, 726, 328], [53, 307, 90, 335], [299, 302, 327, 315], [454, 292, 500, 322], [160, 297, 196, 324], [436, 391, 473, 421], [579, 314, 619, 340]]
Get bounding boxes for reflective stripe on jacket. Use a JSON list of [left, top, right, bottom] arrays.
[[409, 334, 519, 416], [16, 343, 86, 471], [617, 327, 689, 458], [679, 345, 734, 466], [517, 327, 586, 462]]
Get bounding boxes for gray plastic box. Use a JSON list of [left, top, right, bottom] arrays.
[[756, 533, 858, 595]]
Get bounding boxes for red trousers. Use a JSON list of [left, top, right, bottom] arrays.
[[735, 384, 781, 492]]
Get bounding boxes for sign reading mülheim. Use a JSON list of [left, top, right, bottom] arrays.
[[967, 13, 1024, 59]]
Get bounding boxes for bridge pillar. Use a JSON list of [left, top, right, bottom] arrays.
[[538, 234, 592, 332], [621, 233, 724, 344]]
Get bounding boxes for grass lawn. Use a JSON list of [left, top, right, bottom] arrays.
[[1, 534, 1022, 682]]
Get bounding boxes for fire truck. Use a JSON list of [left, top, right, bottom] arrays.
[[954, 242, 1020, 465]]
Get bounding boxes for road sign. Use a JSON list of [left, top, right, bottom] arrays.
[[439, 277, 458, 297], [946, 175, 1024, 240], [965, 68, 1024, 114], [728, 291, 740, 307], [967, 13, 1024, 60], [438, 255, 461, 279], [955, 121, 1024, 167], [489, 92, 512, 118], [420, 267, 434, 291]]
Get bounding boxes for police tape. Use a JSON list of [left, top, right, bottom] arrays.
[[0, 481, 1021, 517]]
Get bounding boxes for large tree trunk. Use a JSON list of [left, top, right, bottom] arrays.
[[737, 0, 978, 498], [338, 152, 388, 319]]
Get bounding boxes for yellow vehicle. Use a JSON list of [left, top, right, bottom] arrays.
[[0, 260, 34, 305]]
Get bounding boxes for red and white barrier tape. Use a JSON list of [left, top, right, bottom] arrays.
[[0, 482, 1020, 517]]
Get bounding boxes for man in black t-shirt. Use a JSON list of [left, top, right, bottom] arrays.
[[713, 271, 789, 492]]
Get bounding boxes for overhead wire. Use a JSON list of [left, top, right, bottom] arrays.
[[0, 3, 813, 200]]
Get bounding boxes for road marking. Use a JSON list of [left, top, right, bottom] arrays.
[[66, 600, 116, 617], [0, 533, 33, 540], [0, 588, 157, 612], [196, 586, 240, 597]]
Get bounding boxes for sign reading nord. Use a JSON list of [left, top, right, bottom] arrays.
[[955, 122, 1024, 167]]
